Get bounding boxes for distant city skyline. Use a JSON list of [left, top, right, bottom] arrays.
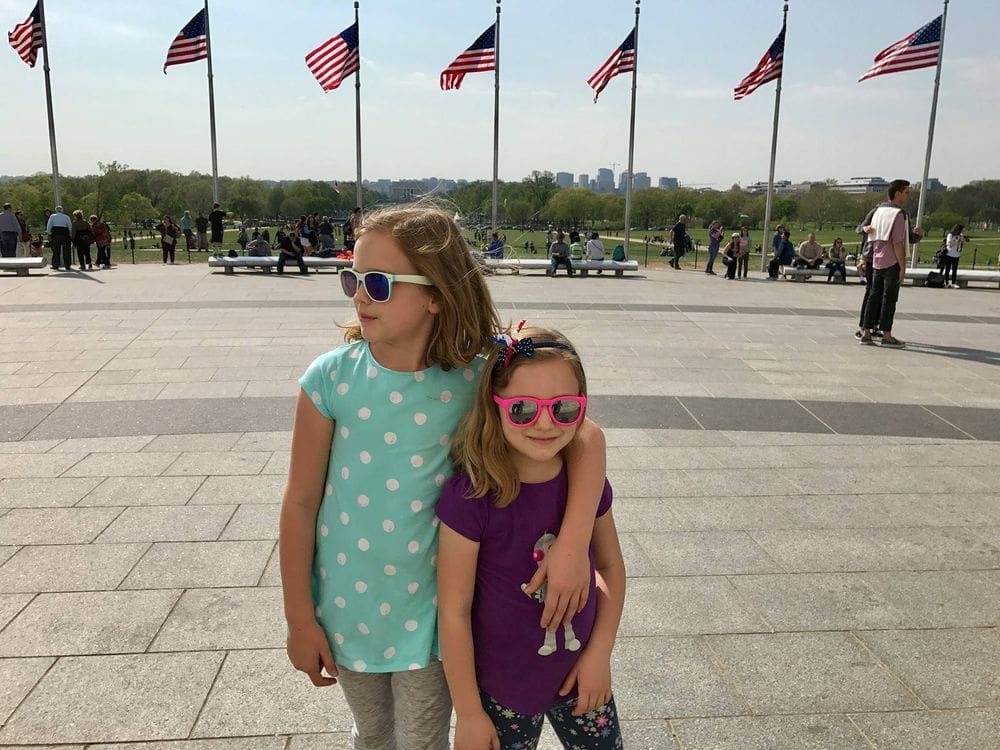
[[2, 1, 995, 188]]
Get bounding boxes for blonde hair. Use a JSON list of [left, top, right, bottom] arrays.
[[450, 326, 587, 508], [341, 203, 501, 370]]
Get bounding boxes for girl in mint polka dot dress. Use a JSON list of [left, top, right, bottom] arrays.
[[279, 206, 609, 749]]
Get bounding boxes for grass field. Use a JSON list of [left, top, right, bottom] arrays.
[[109, 224, 1000, 270]]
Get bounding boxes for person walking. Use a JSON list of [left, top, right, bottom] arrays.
[[208, 202, 225, 249], [156, 215, 180, 264], [705, 221, 722, 275], [15, 211, 31, 257], [237, 225, 249, 254], [0, 203, 20, 258], [180, 210, 194, 252], [71, 210, 95, 270], [91, 214, 113, 269], [942, 223, 964, 289], [859, 179, 922, 348], [669, 215, 687, 269], [737, 226, 751, 279], [194, 212, 209, 251]]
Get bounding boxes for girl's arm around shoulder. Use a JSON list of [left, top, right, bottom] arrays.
[[526, 417, 607, 629], [280, 389, 337, 686], [560, 508, 627, 716], [438, 523, 500, 750]]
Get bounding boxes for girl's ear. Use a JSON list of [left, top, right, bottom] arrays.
[[426, 290, 442, 315]]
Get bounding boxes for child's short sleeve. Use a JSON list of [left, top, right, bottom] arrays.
[[597, 478, 614, 519], [298, 350, 338, 422], [435, 473, 489, 543]]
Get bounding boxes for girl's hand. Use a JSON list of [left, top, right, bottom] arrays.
[[286, 620, 338, 687], [559, 647, 612, 717], [454, 710, 501, 750], [523, 537, 589, 629]]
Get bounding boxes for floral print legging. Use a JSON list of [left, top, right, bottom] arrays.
[[481, 690, 624, 749]]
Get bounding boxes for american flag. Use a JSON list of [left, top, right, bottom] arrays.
[[440, 25, 495, 91], [7, 2, 42, 68], [163, 9, 208, 73], [859, 16, 942, 82], [306, 22, 360, 92], [587, 29, 635, 103], [734, 24, 785, 100]]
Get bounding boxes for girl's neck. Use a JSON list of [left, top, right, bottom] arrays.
[[368, 340, 429, 373], [512, 452, 564, 485]]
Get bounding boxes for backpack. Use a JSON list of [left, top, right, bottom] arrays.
[[612, 244, 626, 262], [932, 243, 947, 266], [925, 270, 945, 288]]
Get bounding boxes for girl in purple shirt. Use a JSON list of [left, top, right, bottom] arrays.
[[437, 324, 626, 750]]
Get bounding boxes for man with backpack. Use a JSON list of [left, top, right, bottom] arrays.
[[858, 179, 923, 348]]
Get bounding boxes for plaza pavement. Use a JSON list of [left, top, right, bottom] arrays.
[[0, 262, 999, 749]]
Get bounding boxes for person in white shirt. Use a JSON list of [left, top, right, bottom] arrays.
[[942, 223, 964, 289], [45, 206, 73, 271]]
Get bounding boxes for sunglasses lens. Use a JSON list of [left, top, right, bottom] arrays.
[[341, 270, 358, 298], [507, 399, 539, 425], [551, 398, 582, 424], [364, 272, 391, 302]]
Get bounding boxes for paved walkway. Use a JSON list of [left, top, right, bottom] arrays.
[[1, 265, 999, 749]]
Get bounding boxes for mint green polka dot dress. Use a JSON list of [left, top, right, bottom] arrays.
[[299, 340, 480, 672]]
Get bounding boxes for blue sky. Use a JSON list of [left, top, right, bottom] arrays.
[[2, 0, 995, 189]]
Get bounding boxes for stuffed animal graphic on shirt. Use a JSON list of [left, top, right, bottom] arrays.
[[520, 533, 582, 656]]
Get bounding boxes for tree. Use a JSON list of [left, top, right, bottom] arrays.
[[185, 178, 214, 215], [267, 186, 286, 218], [116, 192, 157, 228], [522, 171, 559, 215], [229, 177, 264, 220], [771, 195, 798, 224], [545, 188, 593, 228], [629, 189, 670, 230], [503, 198, 532, 226], [923, 210, 965, 236]]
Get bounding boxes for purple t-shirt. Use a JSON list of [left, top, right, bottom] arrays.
[[436, 467, 613, 715]]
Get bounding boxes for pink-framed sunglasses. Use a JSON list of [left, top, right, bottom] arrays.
[[492, 395, 587, 428]]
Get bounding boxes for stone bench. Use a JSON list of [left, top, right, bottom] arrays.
[[480, 258, 640, 277], [779, 265, 1000, 288], [778, 265, 861, 281], [208, 256, 352, 274], [941, 269, 1000, 289], [0, 257, 47, 276]]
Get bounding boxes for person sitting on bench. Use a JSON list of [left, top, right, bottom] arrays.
[[547, 231, 574, 277], [794, 233, 825, 272]]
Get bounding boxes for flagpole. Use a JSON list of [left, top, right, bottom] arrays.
[[911, 0, 948, 268], [203, 0, 219, 203], [622, 0, 640, 260], [760, 1, 788, 273], [37, 0, 61, 206], [354, 1, 363, 210], [491, 0, 501, 235]]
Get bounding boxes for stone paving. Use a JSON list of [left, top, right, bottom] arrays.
[[1, 264, 999, 749]]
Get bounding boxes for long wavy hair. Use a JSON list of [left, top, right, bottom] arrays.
[[451, 326, 588, 508], [341, 203, 501, 370]]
